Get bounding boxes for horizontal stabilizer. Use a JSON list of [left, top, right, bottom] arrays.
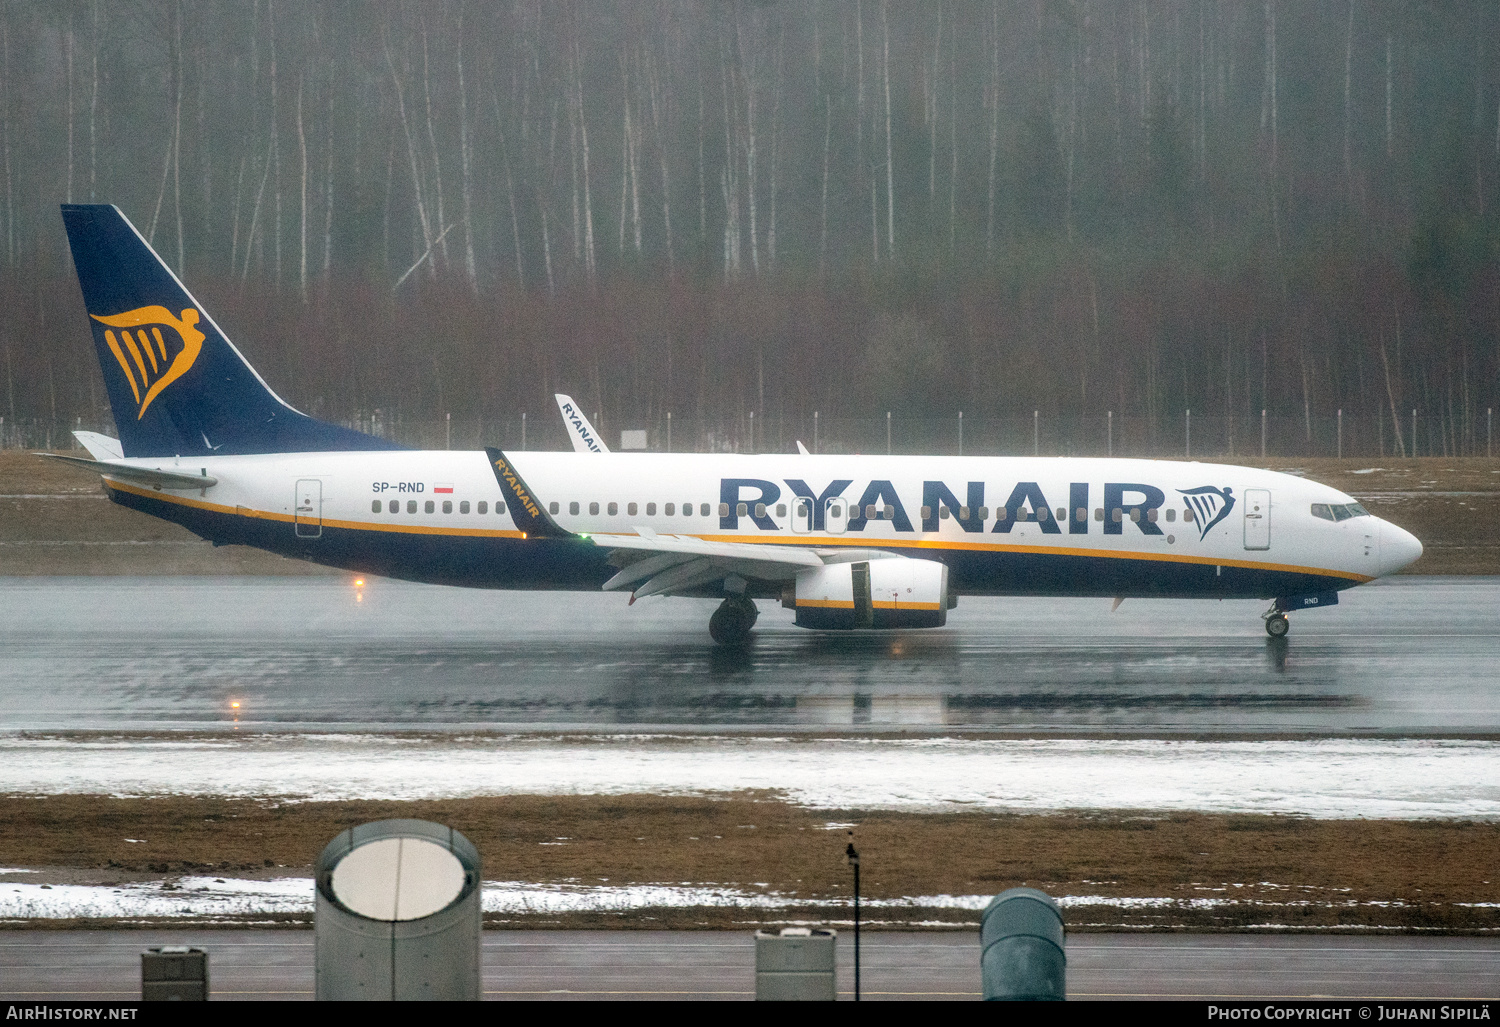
[[39, 452, 218, 490]]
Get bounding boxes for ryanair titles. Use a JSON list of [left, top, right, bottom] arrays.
[[719, 477, 1223, 536]]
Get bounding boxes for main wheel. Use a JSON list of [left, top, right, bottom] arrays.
[[1265, 613, 1290, 638], [709, 595, 758, 645]]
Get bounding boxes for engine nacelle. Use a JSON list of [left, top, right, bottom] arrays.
[[786, 558, 949, 630]]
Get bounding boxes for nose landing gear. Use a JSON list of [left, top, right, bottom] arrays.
[[1263, 611, 1290, 638], [709, 594, 759, 646]]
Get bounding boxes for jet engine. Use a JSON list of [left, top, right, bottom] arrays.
[[784, 558, 949, 630]]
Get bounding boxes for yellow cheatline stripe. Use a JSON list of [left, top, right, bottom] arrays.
[[102, 330, 141, 404], [796, 598, 854, 609], [872, 601, 943, 610], [107, 480, 526, 539], [692, 531, 1372, 583], [105, 482, 1369, 582]]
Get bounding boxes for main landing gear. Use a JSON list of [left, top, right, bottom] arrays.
[[709, 594, 759, 646]]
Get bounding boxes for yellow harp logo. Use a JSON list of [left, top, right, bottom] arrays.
[[90, 306, 206, 419]]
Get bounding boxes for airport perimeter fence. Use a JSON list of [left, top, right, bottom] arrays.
[[6, 407, 1497, 461]]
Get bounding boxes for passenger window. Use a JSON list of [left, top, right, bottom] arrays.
[[1146, 508, 1157, 523], [921, 506, 933, 520], [1094, 508, 1104, 521], [371, 500, 381, 513], [460, 501, 470, 514], [664, 503, 675, 516], [776, 504, 786, 517], [755, 502, 766, 517], [829, 506, 842, 519], [477, 501, 488, 514], [589, 502, 600, 515], [1056, 508, 1066, 523], [1112, 508, 1122, 522], [407, 500, 418, 514], [389, 500, 399, 514], [1183, 507, 1195, 522], [495, 503, 505, 515], [550, 501, 560, 514], [939, 506, 950, 519], [647, 503, 656, 515], [569, 502, 580, 515], [608, 502, 618, 516], [425, 500, 435, 514], [1076, 507, 1086, 522], [1129, 508, 1140, 522], [720, 503, 731, 517], [700, 503, 710, 516], [994, 507, 1006, 521], [737, 502, 748, 517], [1165, 508, 1175, 522], [1037, 507, 1051, 522], [442, 500, 453, 514], [959, 506, 970, 520], [627, 502, 637, 516]]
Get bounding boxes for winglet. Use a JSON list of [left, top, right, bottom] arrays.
[[484, 448, 573, 539], [554, 394, 610, 454], [796, 440, 810, 455]]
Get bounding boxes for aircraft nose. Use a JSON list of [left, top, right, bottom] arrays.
[[1378, 519, 1423, 576]]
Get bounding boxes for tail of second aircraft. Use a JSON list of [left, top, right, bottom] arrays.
[[61, 204, 400, 458]]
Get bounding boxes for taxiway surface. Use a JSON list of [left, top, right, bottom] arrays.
[[1, 576, 1498, 733], [1, 930, 1496, 1001]]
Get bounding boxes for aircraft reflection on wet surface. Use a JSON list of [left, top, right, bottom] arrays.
[[0, 576, 1496, 733]]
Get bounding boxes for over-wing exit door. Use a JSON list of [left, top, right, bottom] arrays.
[[1243, 489, 1270, 550], [295, 479, 322, 538]]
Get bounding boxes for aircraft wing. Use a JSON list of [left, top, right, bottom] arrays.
[[591, 530, 823, 599], [38, 452, 218, 490], [554, 394, 610, 453]]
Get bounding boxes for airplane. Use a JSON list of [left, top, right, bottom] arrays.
[[48, 203, 1422, 645]]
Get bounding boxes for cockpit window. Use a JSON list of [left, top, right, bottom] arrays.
[[1314, 502, 1369, 522]]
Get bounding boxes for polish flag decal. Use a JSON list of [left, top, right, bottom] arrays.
[[434, 483, 454, 494]]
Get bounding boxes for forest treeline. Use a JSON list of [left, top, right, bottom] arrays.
[[0, 0, 1497, 456]]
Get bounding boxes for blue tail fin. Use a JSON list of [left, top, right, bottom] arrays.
[[61, 204, 401, 457]]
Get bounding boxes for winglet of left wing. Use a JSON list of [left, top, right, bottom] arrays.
[[484, 447, 573, 538], [554, 394, 610, 454]]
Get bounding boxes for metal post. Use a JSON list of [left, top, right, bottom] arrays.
[[1261, 409, 1267, 458], [1412, 408, 1418, 458], [886, 411, 891, 455], [1489, 408, 1492, 459], [814, 411, 819, 454], [666, 412, 672, 453], [749, 410, 755, 454], [1033, 410, 1039, 456], [1337, 409, 1343, 459], [846, 843, 860, 1002], [521, 412, 527, 449], [1185, 408, 1191, 459], [445, 412, 451, 450], [1107, 411, 1113, 457], [958, 411, 963, 456]]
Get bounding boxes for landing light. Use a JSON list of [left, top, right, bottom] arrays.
[[230, 701, 241, 710]]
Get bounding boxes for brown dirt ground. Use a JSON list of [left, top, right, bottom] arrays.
[[2, 794, 1497, 932]]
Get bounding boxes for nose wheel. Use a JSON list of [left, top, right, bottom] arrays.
[[709, 594, 759, 646], [1264, 612, 1290, 638]]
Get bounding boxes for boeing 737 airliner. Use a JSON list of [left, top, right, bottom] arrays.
[[50, 204, 1422, 644]]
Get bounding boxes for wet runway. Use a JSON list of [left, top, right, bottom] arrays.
[[2, 930, 1497, 1001], [1, 575, 1497, 733]]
